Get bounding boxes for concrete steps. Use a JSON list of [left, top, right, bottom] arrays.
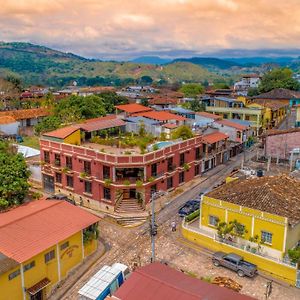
[[115, 198, 145, 214]]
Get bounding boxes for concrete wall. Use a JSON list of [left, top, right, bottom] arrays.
[[265, 131, 300, 159]]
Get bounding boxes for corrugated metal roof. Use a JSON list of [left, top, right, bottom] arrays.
[[79, 116, 126, 132], [43, 126, 79, 139], [114, 263, 254, 300], [126, 116, 159, 125], [0, 200, 99, 263], [115, 104, 152, 114], [134, 111, 186, 121]]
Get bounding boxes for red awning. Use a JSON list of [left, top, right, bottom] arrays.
[[27, 278, 51, 295]]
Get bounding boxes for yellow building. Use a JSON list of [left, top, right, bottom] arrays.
[[247, 100, 288, 129], [182, 175, 300, 286], [0, 200, 99, 300], [296, 105, 300, 127]]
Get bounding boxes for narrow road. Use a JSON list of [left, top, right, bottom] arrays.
[[53, 147, 258, 299]]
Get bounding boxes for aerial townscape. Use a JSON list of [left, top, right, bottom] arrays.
[[1, 1, 300, 300]]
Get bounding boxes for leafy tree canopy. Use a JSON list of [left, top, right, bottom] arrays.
[[182, 99, 205, 112], [259, 68, 300, 93], [0, 142, 30, 210], [172, 125, 193, 140], [179, 83, 204, 98], [34, 92, 128, 135]]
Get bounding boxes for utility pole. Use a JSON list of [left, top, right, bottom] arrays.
[[150, 192, 158, 263]]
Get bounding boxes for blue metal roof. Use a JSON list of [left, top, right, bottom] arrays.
[[126, 117, 159, 125], [228, 119, 252, 126], [171, 107, 194, 114], [215, 97, 236, 103]]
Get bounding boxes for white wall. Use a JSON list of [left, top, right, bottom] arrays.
[[0, 121, 20, 135]]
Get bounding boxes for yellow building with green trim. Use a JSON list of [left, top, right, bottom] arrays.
[[182, 175, 300, 286], [0, 200, 99, 300]]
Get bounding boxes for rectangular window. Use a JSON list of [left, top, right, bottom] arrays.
[[179, 171, 185, 184], [24, 261, 35, 272], [194, 164, 200, 176], [167, 177, 173, 189], [180, 153, 185, 166], [45, 250, 55, 263], [8, 269, 20, 280], [66, 156, 72, 169], [195, 147, 201, 160], [167, 157, 174, 172], [261, 231, 273, 244], [55, 172, 62, 183], [44, 151, 50, 163], [84, 181, 92, 194], [84, 161, 91, 175], [54, 154, 61, 166], [66, 175, 73, 188], [104, 187, 111, 200], [103, 166, 110, 179], [151, 163, 157, 177], [60, 241, 69, 251], [209, 215, 219, 227]]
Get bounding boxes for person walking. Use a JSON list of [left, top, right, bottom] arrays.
[[171, 220, 176, 232]]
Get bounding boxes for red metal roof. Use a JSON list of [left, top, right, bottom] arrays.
[[196, 112, 222, 120], [203, 132, 229, 144], [0, 200, 99, 263], [216, 119, 247, 131], [134, 111, 186, 121], [79, 115, 125, 132], [114, 263, 254, 300], [115, 104, 152, 114], [43, 126, 79, 139]]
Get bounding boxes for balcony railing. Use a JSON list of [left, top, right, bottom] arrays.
[[167, 164, 177, 172]]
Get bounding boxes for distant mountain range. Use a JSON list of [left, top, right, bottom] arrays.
[[1, 42, 300, 87]]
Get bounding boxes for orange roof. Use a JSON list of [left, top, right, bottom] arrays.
[[216, 119, 247, 131], [203, 132, 228, 144], [0, 116, 17, 125], [196, 112, 222, 120], [43, 126, 79, 139], [0, 108, 50, 120], [115, 104, 152, 114], [0, 200, 99, 263], [134, 111, 186, 122]]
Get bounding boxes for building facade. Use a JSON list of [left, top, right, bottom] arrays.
[[0, 200, 99, 300]]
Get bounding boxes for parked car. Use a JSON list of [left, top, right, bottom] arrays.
[[178, 200, 200, 217], [46, 193, 75, 205], [212, 252, 257, 278]]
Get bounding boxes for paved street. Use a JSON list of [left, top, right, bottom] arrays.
[[50, 147, 300, 300]]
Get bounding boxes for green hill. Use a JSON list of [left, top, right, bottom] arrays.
[[0, 42, 224, 87]]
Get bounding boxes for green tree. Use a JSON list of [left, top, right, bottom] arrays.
[[34, 115, 61, 135], [172, 125, 193, 140], [247, 87, 259, 97], [0, 142, 30, 210], [259, 68, 300, 93], [179, 83, 204, 98], [182, 99, 206, 112], [138, 75, 153, 85], [212, 83, 230, 89], [140, 98, 149, 107]]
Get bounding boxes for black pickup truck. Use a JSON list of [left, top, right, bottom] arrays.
[[212, 252, 257, 278]]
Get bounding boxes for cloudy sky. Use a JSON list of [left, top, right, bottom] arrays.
[[0, 0, 300, 60]]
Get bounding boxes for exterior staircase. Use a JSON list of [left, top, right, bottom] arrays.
[[115, 198, 145, 214], [114, 198, 148, 227]]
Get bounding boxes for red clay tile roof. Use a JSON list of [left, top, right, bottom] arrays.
[[0, 108, 50, 120], [134, 111, 186, 121], [207, 175, 300, 226], [115, 104, 152, 114], [203, 132, 228, 144], [253, 99, 288, 110], [264, 127, 300, 137], [79, 115, 125, 132], [0, 200, 99, 263], [43, 126, 79, 139], [254, 88, 300, 100], [148, 97, 178, 105], [216, 119, 247, 130], [114, 263, 254, 300], [196, 112, 222, 120], [0, 116, 17, 125]]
